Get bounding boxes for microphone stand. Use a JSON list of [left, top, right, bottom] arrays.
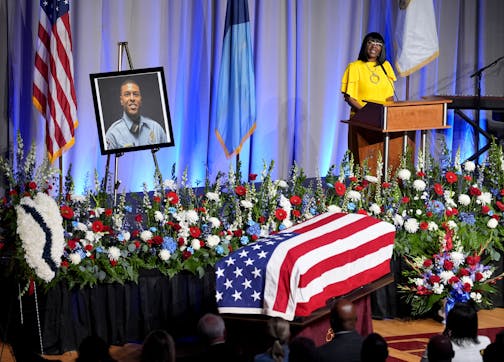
[[467, 55, 504, 162]]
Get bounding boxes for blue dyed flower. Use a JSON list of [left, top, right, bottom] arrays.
[[162, 237, 177, 253], [240, 236, 249, 246], [247, 223, 261, 236], [427, 200, 445, 215], [124, 205, 132, 213], [216, 245, 224, 255], [459, 212, 476, 225], [149, 227, 157, 233], [347, 202, 356, 211]]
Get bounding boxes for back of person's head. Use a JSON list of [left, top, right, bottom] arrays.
[[289, 336, 317, 362], [140, 329, 176, 362], [197, 313, 227, 345], [265, 317, 291, 361], [361, 333, 388, 362], [483, 329, 504, 362], [444, 302, 479, 345], [358, 32, 387, 65], [427, 334, 455, 362], [77, 335, 115, 362], [329, 298, 357, 333]]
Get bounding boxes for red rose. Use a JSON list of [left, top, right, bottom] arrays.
[[189, 226, 201, 238], [151, 235, 163, 245], [475, 272, 484, 282], [290, 195, 302, 206], [481, 205, 490, 214], [92, 220, 104, 233], [134, 241, 141, 248], [235, 185, 247, 196], [445, 171, 458, 184], [463, 283, 472, 292], [110, 260, 118, 267], [84, 244, 93, 251], [251, 235, 258, 241], [8, 189, 17, 196], [61, 260, 69, 268], [60, 205, 74, 220], [182, 250, 193, 260], [469, 186, 481, 196], [420, 221, 429, 230], [496, 201, 504, 211], [417, 171, 426, 177], [434, 183, 444, 195], [426, 211, 433, 217], [178, 237, 185, 246], [416, 285, 432, 295], [354, 185, 364, 192], [458, 268, 470, 276], [67, 239, 77, 250], [449, 276, 460, 284], [166, 191, 179, 204], [429, 275, 441, 283], [249, 173, 257, 181], [443, 260, 454, 270], [423, 259, 433, 267], [334, 182, 346, 196], [233, 229, 243, 237], [27, 181, 37, 190], [292, 209, 301, 218], [275, 208, 287, 221]]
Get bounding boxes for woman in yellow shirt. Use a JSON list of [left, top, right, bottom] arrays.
[[341, 32, 396, 116]]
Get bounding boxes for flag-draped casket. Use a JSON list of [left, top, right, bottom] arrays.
[[215, 212, 396, 321]]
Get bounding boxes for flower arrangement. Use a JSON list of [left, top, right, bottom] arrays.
[[1, 133, 503, 315]]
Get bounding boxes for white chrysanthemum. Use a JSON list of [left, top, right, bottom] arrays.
[[108, 246, 121, 261], [463, 161, 476, 172], [186, 210, 199, 224], [240, 200, 253, 209], [327, 205, 342, 213], [206, 192, 220, 202], [415, 209, 422, 216], [364, 175, 378, 183], [414, 278, 424, 286], [206, 235, 220, 248], [461, 276, 473, 287], [70, 194, 86, 203], [450, 252, 465, 267], [446, 220, 458, 230], [458, 194, 471, 206], [369, 203, 381, 215], [275, 180, 288, 188], [404, 218, 419, 233], [347, 190, 361, 202], [393, 214, 404, 227], [159, 249, 171, 261], [282, 219, 293, 229], [470, 292, 482, 303], [163, 179, 177, 190], [208, 217, 221, 228], [85, 231, 96, 242], [428, 221, 439, 231], [397, 169, 411, 181], [140, 230, 153, 242], [69, 253, 82, 265], [122, 231, 131, 242], [432, 283, 444, 294], [440, 271, 455, 284], [413, 179, 426, 192], [154, 211, 164, 222], [477, 192, 492, 205], [487, 218, 498, 229], [191, 239, 201, 250]]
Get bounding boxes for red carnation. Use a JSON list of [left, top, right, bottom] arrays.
[[481, 205, 490, 214], [189, 226, 202, 238], [290, 195, 302, 206], [104, 208, 113, 217], [235, 185, 247, 196], [135, 214, 143, 223], [292, 209, 301, 218], [334, 182, 346, 196], [423, 259, 433, 267], [84, 244, 93, 251], [417, 171, 426, 177], [134, 241, 141, 249], [92, 221, 104, 233], [153, 196, 161, 203], [151, 235, 163, 245], [463, 283, 472, 292], [182, 250, 193, 260], [429, 275, 441, 284], [178, 237, 185, 246], [469, 186, 481, 196], [249, 173, 257, 181], [496, 201, 504, 211], [464, 175, 472, 181], [445, 171, 458, 184], [258, 216, 266, 224], [443, 260, 454, 270], [434, 183, 444, 195], [420, 221, 429, 230], [251, 235, 258, 241], [401, 196, 410, 204], [67, 239, 77, 250], [233, 229, 243, 237], [275, 208, 287, 221], [166, 191, 179, 205], [60, 205, 74, 220]]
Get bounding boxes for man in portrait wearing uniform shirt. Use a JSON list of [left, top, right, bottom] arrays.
[[105, 79, 167, 150]]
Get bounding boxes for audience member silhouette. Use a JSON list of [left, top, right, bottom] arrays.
[[76, 335, 116, 362], [424, 334, 455, 362], [288, 336, 317, 362], [315, 298, 363, 362], [196, 312, 238, 362], [482, 329, 504, 362], [254, 317, 291, 362], [140, 329, 176, 362], [360, 332, 389, 362]]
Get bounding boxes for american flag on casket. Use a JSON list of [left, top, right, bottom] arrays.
[[215, 212, 396, 321]]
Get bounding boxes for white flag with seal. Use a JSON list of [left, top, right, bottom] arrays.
[[395, 0, 439, 77]]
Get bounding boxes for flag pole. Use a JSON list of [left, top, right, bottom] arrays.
[[59, 156, 63, 199]]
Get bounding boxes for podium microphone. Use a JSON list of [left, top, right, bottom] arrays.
[[380, 63, 399, 101]]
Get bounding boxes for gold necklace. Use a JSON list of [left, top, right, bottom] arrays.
[[365, 62, 380, 84]]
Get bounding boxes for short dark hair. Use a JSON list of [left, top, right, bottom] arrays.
[[427, 334, 454, 362], [361, 333, 388, 362], [357, 32, 387, 65]]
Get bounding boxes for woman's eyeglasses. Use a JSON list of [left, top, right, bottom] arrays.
[[367, 40, 383, 47]]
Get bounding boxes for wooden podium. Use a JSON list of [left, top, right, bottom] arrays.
[[344, 99, 451, 177]]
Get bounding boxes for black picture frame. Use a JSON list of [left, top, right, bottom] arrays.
[[90, 67, 174, 155]]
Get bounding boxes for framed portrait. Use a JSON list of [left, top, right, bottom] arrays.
[[90, 67, 174, 155]]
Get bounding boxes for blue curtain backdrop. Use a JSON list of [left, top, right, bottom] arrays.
[[1, 0, 504, 194]]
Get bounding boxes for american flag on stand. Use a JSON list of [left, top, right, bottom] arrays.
[[215, 212, 396, 321], [33, 0, 78, 164]]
